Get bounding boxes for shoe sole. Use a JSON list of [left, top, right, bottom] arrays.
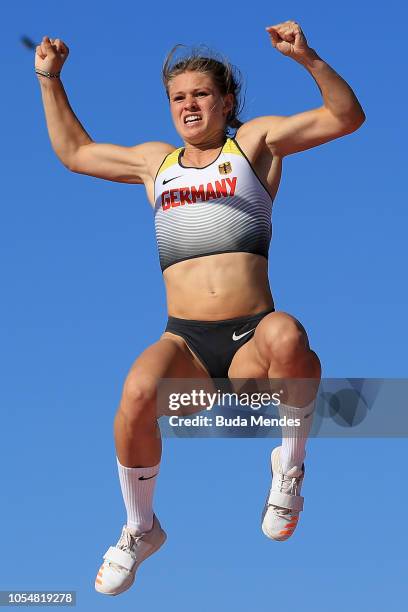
[[261, 447, 279, 540], [95, 530, 167, 596]]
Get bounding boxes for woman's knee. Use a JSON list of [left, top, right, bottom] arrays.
[[118, 373, 158, 428], [308, 350, 322, 378], [257, 311, 310, 365]]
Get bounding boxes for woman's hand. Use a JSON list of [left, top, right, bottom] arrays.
[[266, 21, 314, 63], [35, 36, 69, 74]]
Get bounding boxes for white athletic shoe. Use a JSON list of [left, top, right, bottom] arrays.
[[95, 515, 166, 596], [261, 446, 305, 541]]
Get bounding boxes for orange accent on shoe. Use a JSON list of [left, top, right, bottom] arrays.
[[95, 578, 103, 585]]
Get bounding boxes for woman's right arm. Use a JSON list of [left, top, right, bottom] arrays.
[[36, 37, 172, 184]]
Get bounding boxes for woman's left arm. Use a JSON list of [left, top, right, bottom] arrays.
[[243, 21, 365, 157]]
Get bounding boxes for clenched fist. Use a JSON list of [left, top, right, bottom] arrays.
[[35, 36, 69, 75], [266, 21, 313, 62]]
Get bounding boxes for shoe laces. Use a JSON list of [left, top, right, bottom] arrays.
[[116, 527, 142, 560], [273, 472, 302, 517]]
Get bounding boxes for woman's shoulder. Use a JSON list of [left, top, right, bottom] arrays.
[[138, 141, 179, 159], [235, 116, 282, 144], [234, 117, 284, 163], [138, 141, 180, 179]]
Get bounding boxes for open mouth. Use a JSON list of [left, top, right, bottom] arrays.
[[184, 114, 202, 124]]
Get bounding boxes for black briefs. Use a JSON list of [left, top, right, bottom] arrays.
[[165, 308, 275, 378]]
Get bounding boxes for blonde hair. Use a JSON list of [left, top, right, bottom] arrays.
[[162, 45, 244, 133]]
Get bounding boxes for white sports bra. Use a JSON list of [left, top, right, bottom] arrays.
[[153, 137, 272, 272]]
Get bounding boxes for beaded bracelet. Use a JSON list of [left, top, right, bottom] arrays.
[[35, 68, 61, 79]]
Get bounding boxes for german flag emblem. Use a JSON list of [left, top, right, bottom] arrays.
[[218, 162, 232, 175]]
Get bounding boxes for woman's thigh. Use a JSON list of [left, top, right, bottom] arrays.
[[127, 333, 210, 381], [122, 333, 212, 416], [227, 311, 312, 379]]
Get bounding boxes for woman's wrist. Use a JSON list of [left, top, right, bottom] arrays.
[[35, 67, 61, 77], [36, 72, 63, 88], [296, 48, 321, 69]]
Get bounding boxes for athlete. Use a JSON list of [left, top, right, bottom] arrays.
[[35, 22, 365, 596]]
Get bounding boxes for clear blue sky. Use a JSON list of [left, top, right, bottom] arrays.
[[1, 0, 407, 610]]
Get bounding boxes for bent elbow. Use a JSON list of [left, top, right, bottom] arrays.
[[52, 150, 79, 173], [63, 153, 83, 174], [62, 159, 76, 173], [59, 142, 94, 174], [343, 109, 366, 134], [352, 109, 366, 130]]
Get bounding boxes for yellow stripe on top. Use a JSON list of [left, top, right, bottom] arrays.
[[157, 139, 242, 178], [223, 138, 244, 156], [157, 148, 182, 176]]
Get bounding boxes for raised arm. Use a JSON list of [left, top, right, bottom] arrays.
[[35, 37, 173, 183], [241, 21, 365, 157]]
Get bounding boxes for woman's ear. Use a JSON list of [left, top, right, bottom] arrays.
[[223, 93, 235, 116]]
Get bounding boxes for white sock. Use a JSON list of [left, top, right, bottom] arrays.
[[278, 399, 315, 473], [117, 458, 160, 535]]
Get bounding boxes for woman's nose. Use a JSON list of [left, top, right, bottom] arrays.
[[184, 95, 198, 109]]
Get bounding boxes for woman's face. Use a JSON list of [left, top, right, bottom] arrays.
[[168, 70, 233, 142]]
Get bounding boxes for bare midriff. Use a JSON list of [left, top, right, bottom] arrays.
[[163, 251, 274, 320]]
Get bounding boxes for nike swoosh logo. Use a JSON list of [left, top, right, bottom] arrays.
[[162, 176, 182, 185], [232, 328, 256, 341], [138, 473, 158, 481]]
